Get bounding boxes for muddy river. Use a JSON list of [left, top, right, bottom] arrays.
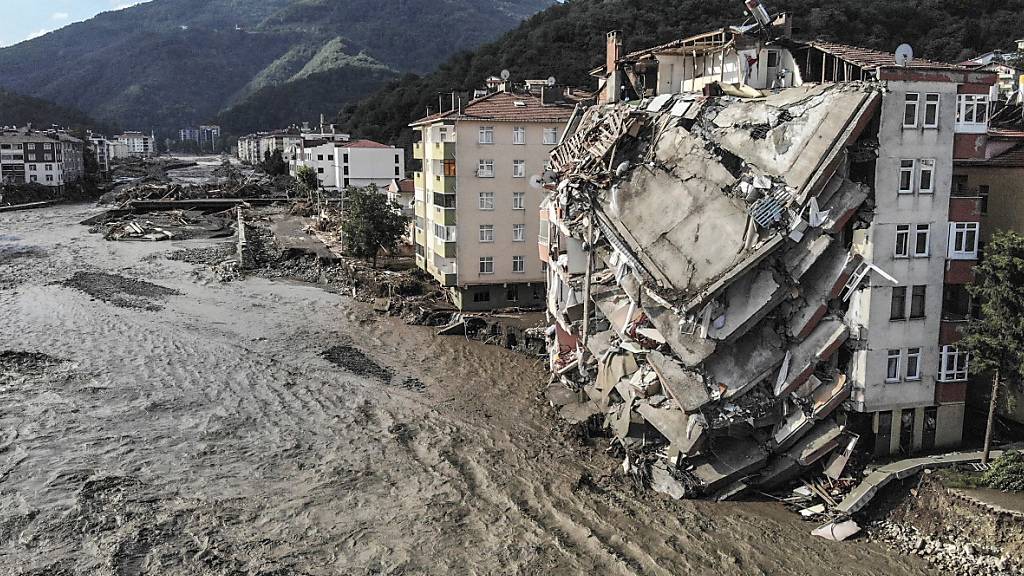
[[0, 204, 936, 575]]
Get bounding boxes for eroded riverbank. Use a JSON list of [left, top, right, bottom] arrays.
[[0, 205, 938, 575]]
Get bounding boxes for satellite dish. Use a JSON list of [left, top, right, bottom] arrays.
[[546, 76, 557, 87], [530, 174, 544, 189], [895, 44, 914, 67], [500, 69, 511, 81]]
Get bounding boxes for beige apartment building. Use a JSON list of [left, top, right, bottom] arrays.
[[410, 89, 576, 310]]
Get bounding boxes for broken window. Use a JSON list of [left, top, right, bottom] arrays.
[[903, 93, 920, 127], [923, 93, 940, 128], [513, 127, 525, 145], [895, 225, 910, 258], [905, 347, 921, 380], [507, 285, 519, 302], [898, 160, 915, 194], [841, 260, 871, 301], [513, 159, 526, 178], [913, 224, 930, 257], [948, 222, 979, 259], [477, 159, 494, 178], [918, 159, 935, 194], [479, 256, 494, 274], [479, 224, 494, 243], [512, 255, 525, 273], [910, 285, 926, 318], [478, 191, 495, 210], [479, 126, 494, 144], [513, 191, 526, 210], [513, 223, 525, 242], [938, 345, 969, 381], [890, 286, 907, 320], [886, 349, 901, 382], [979, 184, 989, 214]]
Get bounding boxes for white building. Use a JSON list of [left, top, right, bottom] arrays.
[[115, 131, 156, 157], [0, 127, 84, 190], [291, 139, 403, 192]]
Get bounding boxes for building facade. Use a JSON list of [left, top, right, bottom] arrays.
[[115, 131, 156, 157], [290, 139, 402, 191], [0, 127, 84, 190], [410, 89, 575, 311]]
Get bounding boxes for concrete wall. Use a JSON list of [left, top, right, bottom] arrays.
[[454, 120, 559, 290], [453, 282, 546, 311], [854, 80, 959, 414]]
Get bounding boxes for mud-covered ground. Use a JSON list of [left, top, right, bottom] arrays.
[[0, 205, 939, 575]]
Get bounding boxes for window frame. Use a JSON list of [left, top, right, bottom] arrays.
[[886, 349, 902, 383], [512, 159, 526, 178], [938, 345, 969, 382], [913, 224, 930, 258], [512, 223, 526, 242], [905, 347, 922, 381], [895, 224, 910, 258], [890, 286, 907, 320], [898, 159, 916, 194], [478, 191, 495, 211], [918, 159, 935, 194], [478, 126, 494, 144], [543, 127, 558, 145], [903, 93, 920, 128], [910, 285, 926, 319], [923, 93, 940, 128], [512, 255, 526, 274], [479, 256, 494, 274], [477, 159, 495, 178], [479, 224, 495, 243], [512, 191, 526, 210], [949, 222, 979, 259], [512, 126, 526, 145]]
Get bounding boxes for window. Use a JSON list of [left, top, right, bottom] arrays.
[[923, 93, 940, 128], [913, 224, 930, 257], [28, 164, 36, 171], [478, 126, 494, 144], [903, 93, 920, 127], [766, 50, 781, 68], [479, 224, 494, 242], [506, 285, 519, 302], [895, 225, 910, 258], [317, 167, 324, 174], [898, 160, 915, 194], [45, 175, 54, 182], [478, 191, 495, 210], [395, 166, 400, 176], [979, 184, 989, 215], [343, 153, 349, 163], [918, 159, 934, 194], [394, 153, 400, 163], [433, 223, 456, 242], [513, 191, 525, 210], [513, 160, 526, 178], [29, 175, 37, 182], [910, 285, 926, 318], [905, 348, 922, 380], [949, 222, 979, 259], [956, 94, 989, 125], [512, 255, 525, 273], [473, 290, 491, 303], [317, 154, 324, 161], [343, 166, 349, 175], [886, 349, 901, 382], [890, 286, 907, 320], [443, 160, 456, 177], [513, 127, 525, 145], [479, 256, 494, 274], [512, 223, 525, 242], [327, 155, 334, 161], [477, 159, 494, 178], [938, 345, 969, 381], [543, 127, 558, 145]]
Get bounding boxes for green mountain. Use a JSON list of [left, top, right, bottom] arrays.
[[0, 0, 554, 135], [336, 0, 1024, 152], [0, 89, 105, 132]]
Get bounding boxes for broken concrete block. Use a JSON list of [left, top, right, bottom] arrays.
[[686, 437, 768, 493], [646, 351, 709, 411], [636, 402, 706, 456], [772, 406, 813, 452], [775, 318, 849, 397], [707, 265, 788, 343], [790, 420, 843, 466], [705, 323, 787, 399], [811, 519, 861, 542], [650, 460, 687, 499]]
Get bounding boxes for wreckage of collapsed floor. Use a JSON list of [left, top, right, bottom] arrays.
[[546, 82, 889, 499]]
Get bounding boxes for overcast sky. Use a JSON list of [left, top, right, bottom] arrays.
[[0, 0, 150, 48]]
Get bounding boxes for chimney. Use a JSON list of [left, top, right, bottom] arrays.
[[606, 31, 623, 103]]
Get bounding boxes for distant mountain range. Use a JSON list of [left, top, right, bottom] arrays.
[[0, 0, 554, 135]]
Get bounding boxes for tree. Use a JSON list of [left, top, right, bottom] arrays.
[[340, 185, 410, 268], [959, 231, 1024, 463], [260, 149, 288, 177], [294, 165, 320, 200]]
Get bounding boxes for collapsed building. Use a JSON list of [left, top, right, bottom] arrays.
[[540, 9, 997, 499]]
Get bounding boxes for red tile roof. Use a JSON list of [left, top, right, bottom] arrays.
[[410, 91, 575, 126], [978, 143, 1024, 167], [342, 139, 391, 149], [395, 178, 415, 192]]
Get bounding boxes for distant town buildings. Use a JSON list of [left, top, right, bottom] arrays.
[[409, 85, 580, 311], [0, 126, 84, 190], [959, 38, 1024, 103], [179, 124, 221, 151], [115, 131, 156, 158], [237, 127, 304, 165]]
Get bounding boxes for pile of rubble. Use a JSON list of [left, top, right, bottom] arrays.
[[867, 520, 1015, 575], [84, 209, 236, 242], [543, 81, 887, 503]]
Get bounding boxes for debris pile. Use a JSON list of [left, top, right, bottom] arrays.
[[543, 82, 889, 503], [83, 209, 236, 242], [868, 520, 1015, 575]]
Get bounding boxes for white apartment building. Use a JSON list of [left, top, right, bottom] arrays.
[[0, 127, 84, 189], [115, 131, 156, 157], [410, 89, 576, 310], [294, 139, 403, 191]]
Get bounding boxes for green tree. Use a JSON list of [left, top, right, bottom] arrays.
[[959, 230, 1024, 463], [260, 149, 288, 177], [294, 164, 319, 199], [340, 185, 409, 268]]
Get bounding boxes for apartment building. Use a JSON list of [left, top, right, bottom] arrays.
[[115, 131, 156, 157], [291, 139, 402, 191], [410, 89, 576, 311], [540, 15, 996, 495], [179, 124, 221, 150], [0, 127, 84, 189]]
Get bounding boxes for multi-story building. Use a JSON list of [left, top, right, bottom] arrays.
[[115, 131, 156, 157], [180, 125, 221, 150], [410, 88, 576, 310], [541, 13, 997, 496], [291, 139, 403, 191], [0, 127, 84, 190]]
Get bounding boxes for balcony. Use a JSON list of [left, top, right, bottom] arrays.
[[433, 205, 456, 225], [414, 201, 425, 218], [433, 254, 458, 286], [413, 142, 424, 160], [414, 171, 424, 190], [436, 240, 457, 259], [433, 173, 456, 193], [431, 140, 456, 160]]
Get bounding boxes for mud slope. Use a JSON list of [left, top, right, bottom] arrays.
[[0, 205, 936, 575]]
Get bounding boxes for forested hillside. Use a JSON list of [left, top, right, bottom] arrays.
[[0, 90, 106, 132]]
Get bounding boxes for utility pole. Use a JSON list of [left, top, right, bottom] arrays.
[[982, 368, 999, 464]]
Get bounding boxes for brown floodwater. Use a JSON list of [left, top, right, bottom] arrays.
[[0, 204, 936, 575]]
